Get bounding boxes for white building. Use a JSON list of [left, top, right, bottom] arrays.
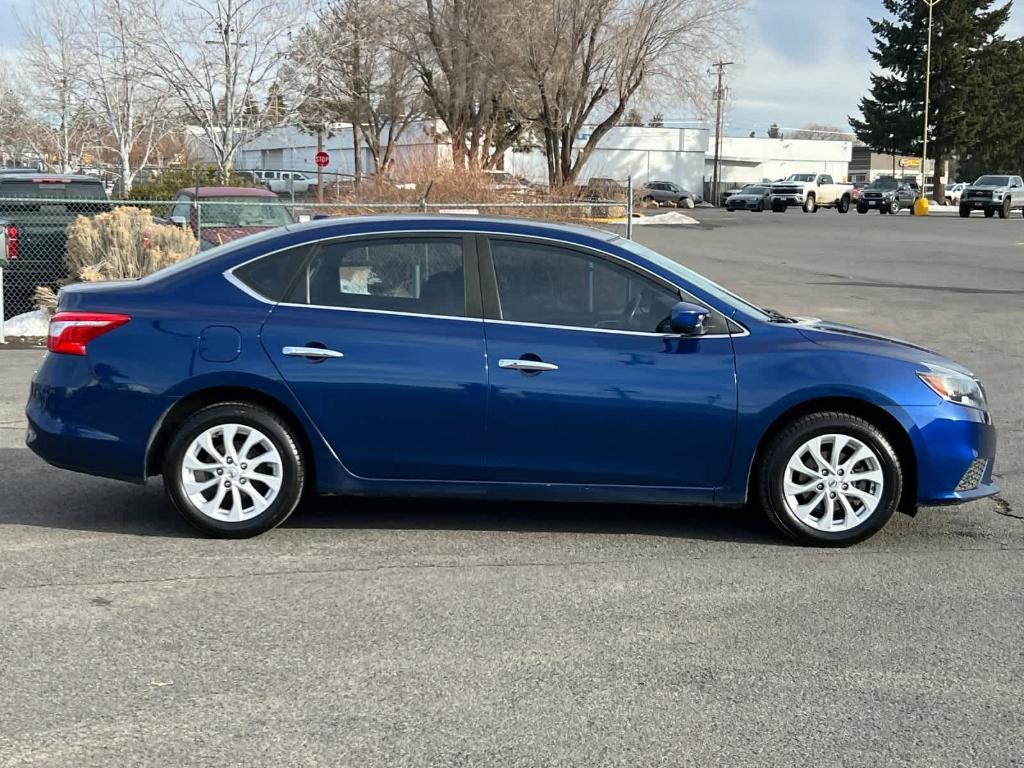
[[708, 137, 853, 185], [507, 127, 709, 194], [218, 122, 852, 194]]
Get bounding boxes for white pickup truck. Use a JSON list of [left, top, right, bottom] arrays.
[[769, 173, 853, 213]]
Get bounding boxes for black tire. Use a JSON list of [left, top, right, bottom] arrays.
[[837, 195, 850, 213], [984, 207, 995, 218], [725, 206, 734, 212], [879, 205, 889, 215], [162, 402, 306, 538], [959, 205, 971, 218], [856, 203, 868, 214], [889, 199, 901, 215], [771, 198, 785, 213], [803, 194, 816, 213], [756, 412, 903, 546], [998, 198, 1010, 219]]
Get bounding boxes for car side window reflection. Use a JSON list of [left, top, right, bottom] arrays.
[[489, 239, 726, 334], [289, 237, 466, 317]]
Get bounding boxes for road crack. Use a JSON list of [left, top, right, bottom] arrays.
[[994, 496, 1022, 521]]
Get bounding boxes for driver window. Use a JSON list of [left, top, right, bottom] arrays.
[[489, 239, 682, 334]]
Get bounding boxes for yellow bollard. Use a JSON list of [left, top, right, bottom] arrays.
[[913, 197, 930, 216]]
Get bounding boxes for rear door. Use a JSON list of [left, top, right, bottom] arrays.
[[479, 236, 738, 488], [258, 233, 489, 481]]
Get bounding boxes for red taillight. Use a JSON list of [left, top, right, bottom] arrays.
[[48, 312, 131, 355], [6, 224, 18, 260]]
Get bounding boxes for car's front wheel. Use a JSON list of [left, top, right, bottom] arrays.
[[163, 402, 306, 538], [998, 198, 1011, 218], [757, 412, 902, 546]]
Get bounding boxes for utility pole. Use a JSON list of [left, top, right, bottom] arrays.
[[710, 60, 733, 207], [921, 0, 940, 199]]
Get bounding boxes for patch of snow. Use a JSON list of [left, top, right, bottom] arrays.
[[634, 211, 699, 226], [2, 308, 49, 338]]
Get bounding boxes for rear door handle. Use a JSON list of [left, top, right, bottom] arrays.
[[498, 358, 559, 373], [282, 346, 344, 359]]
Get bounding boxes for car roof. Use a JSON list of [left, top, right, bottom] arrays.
[[280, 213, 620, 242], [180, 186, 280, 198], [0, 172, 103, 183]]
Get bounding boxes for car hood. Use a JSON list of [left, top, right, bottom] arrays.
[[967, 184, 1007, 191], [790, 316, 974, 375]]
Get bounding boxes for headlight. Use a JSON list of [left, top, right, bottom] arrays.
[[993, 191, 1004, 199], [917, 366, 987, 410]]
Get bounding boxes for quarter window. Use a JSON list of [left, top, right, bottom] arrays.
[[489, 239, 693, 334], [291, 237, 466, 317], [233, 245, 313, 302]]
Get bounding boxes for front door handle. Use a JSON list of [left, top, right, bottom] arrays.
[[498, 358, 559, 373], [282, 345, 344, 359]]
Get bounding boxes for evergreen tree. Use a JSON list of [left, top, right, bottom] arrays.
[[647, 112, 665, 128], [850, 0, 1014, 200], [957, 38, 1024, 180], [264, 83, 289, 124]]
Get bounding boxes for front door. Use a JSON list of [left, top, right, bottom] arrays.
[[260, 234, 488, 481], [480, 237, 738, 488]]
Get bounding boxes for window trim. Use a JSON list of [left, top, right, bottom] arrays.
[[476, 233, 736, 338]]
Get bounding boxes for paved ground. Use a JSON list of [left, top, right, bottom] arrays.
[[1, 209, 1022, 767]]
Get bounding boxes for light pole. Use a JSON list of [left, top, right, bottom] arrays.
[[920, 0, 940, 200]]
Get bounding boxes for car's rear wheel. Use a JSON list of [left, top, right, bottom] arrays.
[[757, 412, 902, 546], [163, 403, 306, 538]]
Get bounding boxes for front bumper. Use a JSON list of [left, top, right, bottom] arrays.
[[858, 196, 893, 208], [769, 195, 804, 207], [963, 196, 998, 209], [886, 402, 998, 505]]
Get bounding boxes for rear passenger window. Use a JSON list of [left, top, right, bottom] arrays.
[[290, 237, 466, 317], [232, 246, 311, 302]]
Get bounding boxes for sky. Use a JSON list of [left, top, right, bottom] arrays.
[[2, 0, 1023, 138], [718, 0, 1024, 138]]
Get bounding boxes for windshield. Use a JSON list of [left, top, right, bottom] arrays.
[[867, 179, 898, 190], [785, 174, 817, 182], [200, 197, 293, 228], [975, 175, 1010, 187], [613, 238, 769, 321]]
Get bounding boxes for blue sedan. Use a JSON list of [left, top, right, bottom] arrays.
[[26, 216, 997, 545]]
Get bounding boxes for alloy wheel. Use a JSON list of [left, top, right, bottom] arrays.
[[179, 423, 284, 522], [782, 433, 885, 532]]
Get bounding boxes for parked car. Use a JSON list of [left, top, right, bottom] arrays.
[[250, 170, 317, 195], [855, 178, 920, 215], [640, 180, 699, 208], [0, 173, 110, 319], [944, 182, 968, 206], [27, 216, 997, 546], [958, 175, 1024, 219], [483, 170, 531, 195], [724, 185, 772, 212], [769, 173, 853, 213], [164, 186, 294, 250]]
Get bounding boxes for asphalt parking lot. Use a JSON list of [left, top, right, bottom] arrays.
[[2, 209, 1022, 767]]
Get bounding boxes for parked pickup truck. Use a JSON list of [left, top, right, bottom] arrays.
[[769, 173, 853, 213], [0, 173, 110, 319], [958, 174, 1024, 219]]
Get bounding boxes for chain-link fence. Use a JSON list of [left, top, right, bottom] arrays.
[[1, 193, 633, 322]]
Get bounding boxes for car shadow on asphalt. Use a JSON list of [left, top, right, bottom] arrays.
[[0, 448, 784, 545]]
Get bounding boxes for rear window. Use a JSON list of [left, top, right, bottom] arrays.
[[0, 178, 107, 199], [232, 245, 312, 301]]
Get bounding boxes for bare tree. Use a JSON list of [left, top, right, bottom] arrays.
[[74, 0, 172, 193], [405, 0, 526, 170], [517, 0, 742, 187], [291, 0, 426, 181], [787, 123, 853, 141], [135, 0, 307, 179], [19, 0, 95, 172]]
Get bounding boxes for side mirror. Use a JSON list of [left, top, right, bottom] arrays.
[[670, 301, 709, 336], [169, 215, 187, 228]]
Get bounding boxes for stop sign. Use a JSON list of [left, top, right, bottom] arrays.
[[314, 151, 329, 167]]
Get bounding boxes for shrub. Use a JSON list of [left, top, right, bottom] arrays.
[[36, 206, 197, 311], [128, 167, 258, 215]]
